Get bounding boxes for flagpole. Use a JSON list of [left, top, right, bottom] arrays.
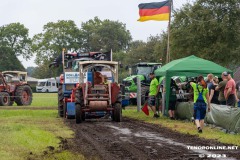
[[166, 0, 172, 63]]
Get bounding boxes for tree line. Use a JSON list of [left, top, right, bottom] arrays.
[[0, 0, 239, 80]]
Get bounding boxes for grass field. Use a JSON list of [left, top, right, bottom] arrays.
[[10, 93, 58, 108], [31, 93, 58, 107], [1, 93, 239, 159], [123, 108, 240, 146], [0, 93, 84, 160]]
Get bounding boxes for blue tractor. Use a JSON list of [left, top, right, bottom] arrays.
[[50, 49, 116, 119]]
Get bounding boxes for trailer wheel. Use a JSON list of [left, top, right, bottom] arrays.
[[58, 84, 64, 117], [0, 92, 10, 106], [15, 85, 33, 106], [76, 104, 82, 124], [114, 103, 122, 122]]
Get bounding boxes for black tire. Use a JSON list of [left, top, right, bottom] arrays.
[[0, 92, 10, 106], [58, 84, 64, 117], [9, 101, 14, 106], [114, 103, 122, 122], [111, 111, 115, 121], [15, 85, 33, 106], [63, 102, 67, 118], [75, 89, 84, 105], [46, 89, 49, 93], [75, 89, 85, 121], [76, 104, 82, 124]]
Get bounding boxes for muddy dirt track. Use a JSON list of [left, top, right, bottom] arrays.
[[65, 118, 240, 160]]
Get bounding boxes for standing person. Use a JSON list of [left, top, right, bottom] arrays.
[[209, 76, 220, 104], [169, 78, 179, 120], [207, 74, 214, 90], [236, 81, 240, 107], [158, 76, 165, 113], [215, 72, 228, 105], [190, 75, 211, 133], [148, 72, 160, 118], [224, 72, 237, 107]]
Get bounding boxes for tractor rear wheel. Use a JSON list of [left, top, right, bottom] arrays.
[[114, 103, 122, 122], [15, 85, 33, 106], [58, 84, 64, 117], [0, 92, 10, 106], [75, 104, 82, 124], [63, 102, 67, 118]]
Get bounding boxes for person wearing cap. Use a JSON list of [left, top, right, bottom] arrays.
[[224, 72, 237, 107], [190, 75, 210, 133], [148, 72, 160, 118], [215, 72, 228, 105]]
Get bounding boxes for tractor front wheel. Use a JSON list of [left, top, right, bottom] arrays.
[[114, 103, 122, 122], [0, 92, 10, 106], [15, 85, 33, 106], [75, 104, 83, 124]]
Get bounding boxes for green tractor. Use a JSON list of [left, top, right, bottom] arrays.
[[122, 62, 161, 105]]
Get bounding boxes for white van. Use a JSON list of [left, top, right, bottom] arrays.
[[36, 78, 58, 93]]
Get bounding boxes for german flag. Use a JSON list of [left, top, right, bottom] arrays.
[[138, 1, 170, 22]]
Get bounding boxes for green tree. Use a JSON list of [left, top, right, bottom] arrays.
[[31, 60, 59, 79], [0, 23, 31, 71], [126, 35, 165, 65], [0, 22, 32, 59], [26, 67, 36, 76], [112, 51, 129, 82], [81, 17, 132, 52], [0, 46, 25, 71], [32, 20, 82, 66], [170, 0, 240, 66]]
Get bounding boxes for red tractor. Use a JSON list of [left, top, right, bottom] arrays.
[[0, 73, 32, 106], [73, 60, 122, 123]]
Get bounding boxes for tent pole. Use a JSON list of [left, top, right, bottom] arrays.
[[166, 0, 172, 63]]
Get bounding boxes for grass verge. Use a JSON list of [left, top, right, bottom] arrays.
[[123, 107, 240, 146], [0, 93, 85, 160]]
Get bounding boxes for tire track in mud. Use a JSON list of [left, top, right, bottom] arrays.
[[65, 118, 240, 160]]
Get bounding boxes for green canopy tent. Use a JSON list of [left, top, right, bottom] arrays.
[[154, 55, 232, 115]]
